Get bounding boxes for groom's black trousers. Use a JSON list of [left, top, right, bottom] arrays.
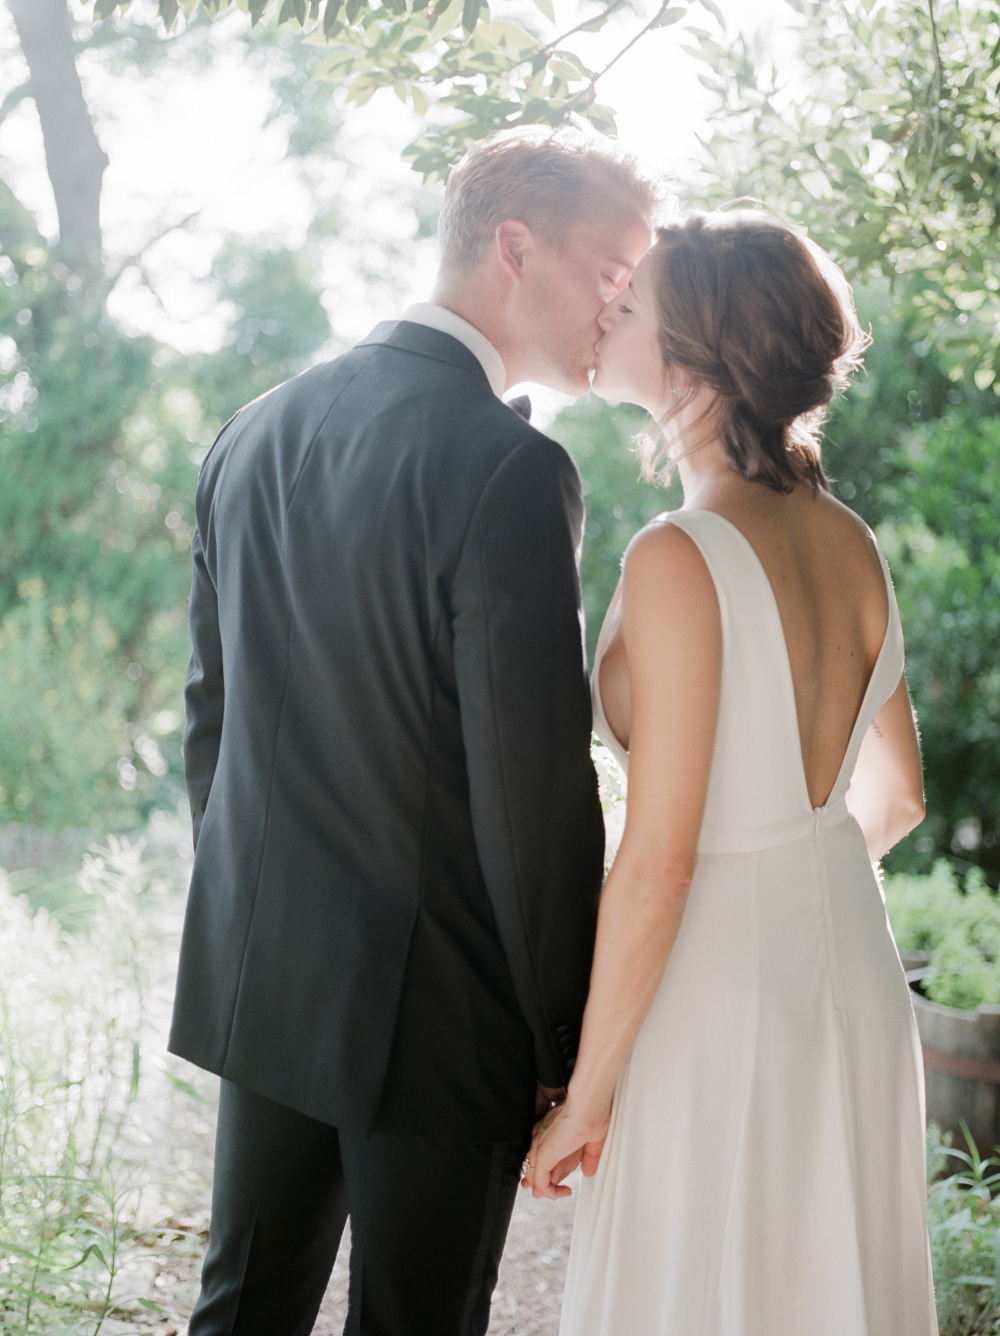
[[188, 1080, 529, 1336]]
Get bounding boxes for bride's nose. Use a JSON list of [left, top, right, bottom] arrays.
[[597, 300, 618, 334]]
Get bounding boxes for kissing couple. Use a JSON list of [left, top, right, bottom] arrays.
[[169, 127, 939, 1335]]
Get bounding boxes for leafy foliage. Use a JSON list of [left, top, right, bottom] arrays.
[[885, 861, 1000, 1010], [927, 1122, 1000, 1335], [0, 188, 332, 827], [876, 417, 1000, 877], [690, 0, 1000, 385], [187, 239, 332, 424], [84, 0, 713, 178]]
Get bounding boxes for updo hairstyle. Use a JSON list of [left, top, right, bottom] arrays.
[[643, 211, 868, 492]]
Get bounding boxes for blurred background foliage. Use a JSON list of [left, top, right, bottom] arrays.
[[1, 0, 999, 890]]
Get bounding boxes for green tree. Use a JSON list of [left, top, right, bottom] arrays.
[[687, 0, 1000, 386], [875, 416, 1000, 878], [0, 11, 344, 825]]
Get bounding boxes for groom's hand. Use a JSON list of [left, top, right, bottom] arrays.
[[535, 1084, 566, 1121]]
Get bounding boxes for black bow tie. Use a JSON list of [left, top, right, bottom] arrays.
[[506, 394, 531, 423]]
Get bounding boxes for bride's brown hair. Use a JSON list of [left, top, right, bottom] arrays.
[[642, 211, 868, 492]]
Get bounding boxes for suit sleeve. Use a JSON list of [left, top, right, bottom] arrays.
[[451, 436, 605, 1088], [183, 522, 224, 851]]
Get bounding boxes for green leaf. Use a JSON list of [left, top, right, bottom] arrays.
[[532, 0, 555, 21], [549, 58, 586, 81], [248, 0, 270, 24], [488, 20, 536, 50], [323, 0, 343, 33], [165, 1070, 208, 1101], [652, 7, 687, 28], [854, 89, 910, 112], [461, 0, 482, 34], [696, 0, 725, 26], [158, 0, 181, 28], [94, 0, 121, 18], [65, 1243, 109, 1272], [549, 47, 588, 74], [310, 47, 356, 81], [799, 170, 834, 199], [411, 85, 429, 115], [278, 0, 308, 24]]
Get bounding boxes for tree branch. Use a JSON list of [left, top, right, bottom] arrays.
[[591, 0, 673, 89], [106, 209, 203, 291], [913, 0, 942, 211], [0, 79, 32, 129], [6, 0, 108, 271], [542, 0, 630, 54]]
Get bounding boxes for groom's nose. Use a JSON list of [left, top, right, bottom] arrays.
[[597, 301, 617, 333]]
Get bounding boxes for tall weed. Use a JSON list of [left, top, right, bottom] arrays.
[[0, 833, 190, 1333], [929, 1121, 1000, 1335]]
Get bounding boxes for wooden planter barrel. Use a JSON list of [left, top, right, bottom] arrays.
[[901, 950, 1000, 1154]]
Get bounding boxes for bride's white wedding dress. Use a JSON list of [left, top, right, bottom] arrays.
[[561, 509, 938, 1336]]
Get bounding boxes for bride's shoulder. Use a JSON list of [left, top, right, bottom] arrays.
[[810, 490, 885, 568], [618, 511, 719, 641], [622, 510, 714, 592], [624, 508, 703, 555]]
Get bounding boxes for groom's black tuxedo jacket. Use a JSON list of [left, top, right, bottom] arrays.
[[169, 320, 605, 1142]]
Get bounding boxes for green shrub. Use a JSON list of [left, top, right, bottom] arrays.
[[885, 862, 1000, 1010], [927, 1122, 1000, 1335]]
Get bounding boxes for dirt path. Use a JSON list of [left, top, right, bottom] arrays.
[[144, 1065, 578, 1336], [313, 1181, 577, 1336]]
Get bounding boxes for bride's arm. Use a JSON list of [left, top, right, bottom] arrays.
[[525, 521, 721, 1200], [846, 674, 925, 863]]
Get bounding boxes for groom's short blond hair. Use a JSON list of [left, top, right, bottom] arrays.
[[438, 127, 659, 271]]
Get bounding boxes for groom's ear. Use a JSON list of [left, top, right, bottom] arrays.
[[494, 220, 533, 284]]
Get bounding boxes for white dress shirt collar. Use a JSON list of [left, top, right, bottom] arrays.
[[401, 302, 506, 398]]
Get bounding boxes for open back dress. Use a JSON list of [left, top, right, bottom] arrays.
[[560, 508, 938, 1336]]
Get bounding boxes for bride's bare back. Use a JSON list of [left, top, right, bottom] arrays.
[[600, 481, 889, 810]]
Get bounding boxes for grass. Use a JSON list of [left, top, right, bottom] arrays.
[[0, 820, 209, 1334], [928, 1122, 1000, 1335]]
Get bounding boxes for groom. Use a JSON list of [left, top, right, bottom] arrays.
[[170, 127, 653, 1335]]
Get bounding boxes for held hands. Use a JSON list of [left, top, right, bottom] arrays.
[[520, 1094, 611, 1201], [535, 1083, 565, 1121]]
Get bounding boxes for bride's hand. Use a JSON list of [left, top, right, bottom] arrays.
[[521, 1096, 611, 1201]]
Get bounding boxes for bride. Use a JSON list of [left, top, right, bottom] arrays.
[[521, 212, 938, 1334]]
